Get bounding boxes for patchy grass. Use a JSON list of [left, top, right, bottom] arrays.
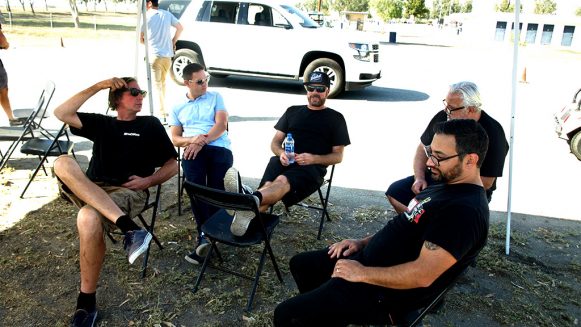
[[1, 178, 580, 326]]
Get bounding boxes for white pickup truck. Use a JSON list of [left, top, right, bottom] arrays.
[[160, 0, 382, 98]]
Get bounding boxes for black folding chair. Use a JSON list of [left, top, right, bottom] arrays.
[[106, 184, 164, 279], [364, 266, 470, 327], [19, 123, 75, 198], [0, 80, 55, 172], [270, 164, 335, 240], [183, 180, 283, 312], [176, 147, 187, 215]]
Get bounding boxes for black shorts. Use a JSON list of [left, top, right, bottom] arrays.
[[260, 156, 326, 207]]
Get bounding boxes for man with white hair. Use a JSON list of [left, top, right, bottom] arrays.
[[385, 81, 508, 213]]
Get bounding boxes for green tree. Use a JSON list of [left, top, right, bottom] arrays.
[[495, 0, 522, 13], [404, 0, 428, 18], [330, 0, 369, 12], [462, 0, 472, 13], [577, 7, 581, 16], [371, 0, 403, 20], [533, 0, 557, 15]]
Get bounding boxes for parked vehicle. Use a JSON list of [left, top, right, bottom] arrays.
[[554, 87, 581, 160], [159, 0, 382, 98]]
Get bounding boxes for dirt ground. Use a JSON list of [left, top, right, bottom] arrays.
[[0, 151, 580, 327]]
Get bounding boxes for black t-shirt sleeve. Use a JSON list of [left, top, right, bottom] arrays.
[[480, 120, 509, 177], [274, 106, 293, 133], [424, 204, 484, 261], [70, 113, 105, 141], [332, 111, 351, 146], [420, 111, 446, 145]]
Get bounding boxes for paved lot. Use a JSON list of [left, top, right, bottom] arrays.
[[2, 29, 580, 222]]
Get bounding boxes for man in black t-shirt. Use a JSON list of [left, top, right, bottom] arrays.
[[274, 119, 490, 326], [53, 77, 178, 327], [225, 72, 350, 236], [386, 81, 508, 213]]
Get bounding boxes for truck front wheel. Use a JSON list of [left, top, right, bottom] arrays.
[[171, 49, 203, 85], [570, 130, 581, 160], [304, 58, 344, 98]]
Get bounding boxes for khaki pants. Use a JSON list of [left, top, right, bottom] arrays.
[[151, 56, 171, 117], [59, 181, 148, 234]]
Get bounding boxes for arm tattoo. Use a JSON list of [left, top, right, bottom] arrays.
[[424, 241, 440, 251]]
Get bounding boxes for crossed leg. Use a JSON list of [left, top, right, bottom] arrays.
[[257, 175, 291, 212], [53, 155, 125, 223]]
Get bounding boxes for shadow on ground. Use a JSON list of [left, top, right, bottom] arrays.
[[0, 176, 579, 326]]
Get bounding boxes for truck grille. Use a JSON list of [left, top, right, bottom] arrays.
[[372, 44, 379, 62]]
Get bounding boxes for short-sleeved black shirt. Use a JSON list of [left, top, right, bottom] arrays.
[[274, 105, 350, 162], [71, 113, 177, 185], [358, 183, 489, 310]]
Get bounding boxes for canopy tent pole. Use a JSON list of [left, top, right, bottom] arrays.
[[506, 0, 521, 255], [135, 0, 154, 116]]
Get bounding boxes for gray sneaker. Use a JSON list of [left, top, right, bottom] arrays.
[[123, 230, 152, 264], [224, 167, 240, 193], [230, 195, 260, 237]]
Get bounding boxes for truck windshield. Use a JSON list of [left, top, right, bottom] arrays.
[[280, 4, 319, 28]]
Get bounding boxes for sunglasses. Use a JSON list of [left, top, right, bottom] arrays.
[[127, 88, 147, 97], [189, 76, 210, 86], [305, 85, 327, 93]]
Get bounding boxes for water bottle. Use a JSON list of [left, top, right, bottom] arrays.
[[284, 133, 295, 164]]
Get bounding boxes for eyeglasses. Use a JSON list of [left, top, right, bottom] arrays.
[[189, 76, 210, 86], [442, 99, 465, 115], [305, 85, 327, 93], [127, 88, 147, 97], [423, 145, 462, 167]]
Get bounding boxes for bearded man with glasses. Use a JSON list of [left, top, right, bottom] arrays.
[[168, 63, 234, 264], [53, 77, 178, 326], [223, 71, 350, 237], [386, 81, 508, 214]]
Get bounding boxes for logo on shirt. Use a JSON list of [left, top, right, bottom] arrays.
[[404, 197, 431, 224], [124, 132, 140, 137]]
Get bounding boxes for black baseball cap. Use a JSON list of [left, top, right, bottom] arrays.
[[303, 72, 330, 88]]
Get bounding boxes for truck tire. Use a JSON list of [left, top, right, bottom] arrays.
[[171, 49, 203, 85], [304, 58, 344, 98], [570, 130, 581, 160]]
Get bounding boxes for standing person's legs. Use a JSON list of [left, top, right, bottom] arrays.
[[0, 59, 15, 121], [151, 56, 171, 118]]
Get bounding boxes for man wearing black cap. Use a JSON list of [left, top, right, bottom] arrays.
[[224, 72, 350, 236]]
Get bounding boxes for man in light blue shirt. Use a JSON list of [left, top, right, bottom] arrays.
[[168, 63, 233, 265], [140, 0, 183, 121]]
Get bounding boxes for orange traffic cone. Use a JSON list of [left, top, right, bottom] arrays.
[[519, 67, 527, 83]]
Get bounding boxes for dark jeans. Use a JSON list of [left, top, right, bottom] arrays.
[[183, 145, 233, 237], [274, 249, 395, 327]]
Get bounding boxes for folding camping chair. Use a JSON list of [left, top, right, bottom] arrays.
[[0, 80, 55, 172], [270, 164, 336, 240], [19, 123, 75, 198], [184, 180, 283, 312], [106, 184, 164, 279]]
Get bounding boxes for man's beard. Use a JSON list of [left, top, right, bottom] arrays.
[[308, 94, 326, 107], [430, 161, 463, 183]]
